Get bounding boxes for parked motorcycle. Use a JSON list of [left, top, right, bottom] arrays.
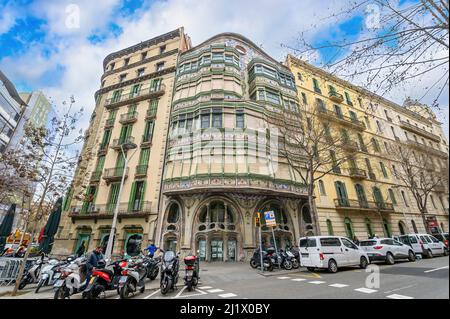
[[159, 250, 180, 295], [118, 257, 147, 299], [144, 255, 161, 280], [285, 249, 300, 269], [53, 256, 87, 299], [19, 255, 46, 290], [250, 249, 274, 271], [35, 258, 68, 293], [268, 248, 293, 270], [82, 259, 127, 299], [183, 254, 199, 291]]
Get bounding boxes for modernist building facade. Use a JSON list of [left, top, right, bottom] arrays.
[[53, 29, 449, 261]]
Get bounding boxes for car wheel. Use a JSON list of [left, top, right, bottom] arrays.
[[408, 250, 416, 262], [360, 257, 368, 269], [427, 249, 433, 259], [386, 252, 395, 265], [328, 260, 338, 273], [307, 267, 316, 272]]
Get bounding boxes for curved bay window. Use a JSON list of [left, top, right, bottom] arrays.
[[195, 200, 240, 262]]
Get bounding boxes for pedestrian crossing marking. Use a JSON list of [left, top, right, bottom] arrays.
[[219, 293, 237, 298], [329, 283, 349, 288], [291, 278, 307, 282], [200, 286, 213, 289], [308, 281, 326, 284], [386, 294, 414, 299], [355, 288, 377, 294], [207, 289, 224, 293], [277, 276, 290, 279]]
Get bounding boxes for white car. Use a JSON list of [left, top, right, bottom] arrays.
[[298, 236, 369, 273], [398, 233, 449, 258], [359, 238, 416, 264]]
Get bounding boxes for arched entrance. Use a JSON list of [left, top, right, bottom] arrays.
[[193, 199, 242, 262], [256, 201, 295, 250], [301, 204, 315, 236], [398, 221, 407, 235]]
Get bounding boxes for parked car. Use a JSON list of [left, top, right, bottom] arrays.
[[432, 233, 449, 248], [398, 233, 449, 258], [359, 238, 416, 264], [298, 236, 369, 273]]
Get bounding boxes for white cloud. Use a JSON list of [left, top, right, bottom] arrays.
[[0, 0, 447, 140]]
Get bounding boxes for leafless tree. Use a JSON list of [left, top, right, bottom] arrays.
[[386, 141, 447, 233], [10, 97, 89, 296], [285, 0, 449, 108], [278, 101, 362, 235]]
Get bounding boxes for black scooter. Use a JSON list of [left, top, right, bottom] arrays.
[[250, 249, 274, 271], [159, 250, 180, 295], [144, 255, 161, 280]]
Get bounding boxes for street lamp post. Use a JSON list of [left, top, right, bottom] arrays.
[[104, 142, 137, 264]]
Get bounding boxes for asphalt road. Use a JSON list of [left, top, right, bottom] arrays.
[[2, 255, 448, 300]]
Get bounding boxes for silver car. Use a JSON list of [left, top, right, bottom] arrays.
[[359, 238, 416, 265]]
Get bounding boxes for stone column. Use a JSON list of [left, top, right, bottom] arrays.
[[205, 234, 211, 262], [223, 234, 228, 262]]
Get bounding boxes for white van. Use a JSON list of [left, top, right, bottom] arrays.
[[398, 233, 449, 258], [299, 236, 370, 273]]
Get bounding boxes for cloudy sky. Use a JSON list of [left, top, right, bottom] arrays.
[[0, 0, 448, 139]]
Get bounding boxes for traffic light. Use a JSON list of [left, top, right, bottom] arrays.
[[255, 212, 261, 227]]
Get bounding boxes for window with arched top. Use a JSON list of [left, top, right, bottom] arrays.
[[411, 220, 418, 233], [326, 219, 334, 235], [167, 203, 180, 223], [365, 218, 374, 237], [302, 205, 312, 224], [382, 218, 391, 237], [318, 180, 326, 196], [398, 221, 407, 235], [198, 201, 236, 232], [344, 217, 354, 238]]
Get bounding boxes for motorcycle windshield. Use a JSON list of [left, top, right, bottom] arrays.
[[164, 251, 175, 262]]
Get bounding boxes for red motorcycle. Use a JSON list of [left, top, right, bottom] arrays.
[[183, 255, 199, 292], [82, 259, 127, 299]]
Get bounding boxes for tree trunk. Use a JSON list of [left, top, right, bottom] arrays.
[[420, 209, 429, 234], [308, 168, 321, 235]]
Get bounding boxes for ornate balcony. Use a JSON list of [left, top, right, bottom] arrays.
[[102, 167, 129, 183], [135, 165, 148, 177], [341, 139, 359, 152], [119, 111, 138, 124], [316, 104, 366, 131], [105, 84, 166, 109], [97, 142, 109, 156], [329, 91, 344, 103], [334, 198, 394, 212], [348, 168, 367, 180], [400, 121, 441, 143], [434, 182, 447, 193], [105, 118, 115, 128], [111, 136, 135, 150], [68, 201, 152, 223], [90, 171, 102, 183], [406, 140, 448, 159], [141, 134, 153, 148]]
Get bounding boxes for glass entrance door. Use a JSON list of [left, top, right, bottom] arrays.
[[198, 239, 206, 261], [228, 240, 236, 261], [211, 240, 223, 261]]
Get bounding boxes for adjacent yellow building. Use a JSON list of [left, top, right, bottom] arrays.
[[53, 29, 449, 261]]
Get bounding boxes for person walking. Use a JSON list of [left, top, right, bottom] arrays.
[[144, 241, 158, 258]]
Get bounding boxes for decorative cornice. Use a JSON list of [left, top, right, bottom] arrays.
[[94, 66, 176, 99], [102, 28, 181, 69], [101, 49, 179, 81]]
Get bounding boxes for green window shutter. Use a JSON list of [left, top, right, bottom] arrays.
[[139, 148, 150, 165], [116, 153, 125, 171], [95, 156, 105, 172], [388, 189, 397, 205], [326, 219, 334, 235], [125, 125, 133, 139], [108, 183, 120, 212], [128, 182, 137, 212], [119, 126, 127, 142]]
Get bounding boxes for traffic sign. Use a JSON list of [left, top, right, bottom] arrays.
[[264, 211, 276, 227]]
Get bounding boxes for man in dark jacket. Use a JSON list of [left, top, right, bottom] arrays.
[[84, 247, 104, 287]]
